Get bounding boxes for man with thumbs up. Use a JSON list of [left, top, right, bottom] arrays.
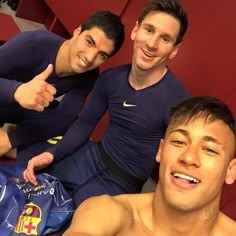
[[13, 64, 56, 112], [0, 10, 125, 158]]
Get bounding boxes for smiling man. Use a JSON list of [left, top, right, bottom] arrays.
[[63, 96, 236, 236], [0, 10, 124, 158]]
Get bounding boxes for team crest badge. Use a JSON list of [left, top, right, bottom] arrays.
[[14, 202, 42, 235]]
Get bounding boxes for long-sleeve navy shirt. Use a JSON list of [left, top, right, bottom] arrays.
[[0, 30, 99, 147], [49, 64, 190, 180]]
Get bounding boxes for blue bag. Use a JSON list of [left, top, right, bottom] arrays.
[[0, 164, 74, 235]]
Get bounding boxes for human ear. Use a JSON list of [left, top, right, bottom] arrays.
[[131, 21, 139, 41], [225, 158, 236, 185], [156, 139, 164, 163], [169, 43, 181, 60], [73, 26, 82, 37]]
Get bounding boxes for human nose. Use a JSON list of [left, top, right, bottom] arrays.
[[178, 146, 201, 168], [146, 36, 159, 49], [86, 49, 97, 63]]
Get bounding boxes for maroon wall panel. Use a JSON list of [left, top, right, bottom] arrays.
[[16, 0, 51, 23], [170, 0, 236, 102], [0, 13, 21, 44], [44, 0, 129, 35]]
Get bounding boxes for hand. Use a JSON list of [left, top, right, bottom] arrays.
[[23, 152, 54, 186], [0, 127, 12, 156], [14, 64, 57, 112]]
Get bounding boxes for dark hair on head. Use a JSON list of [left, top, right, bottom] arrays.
[[80, 10, 125, 57], [168, 96, 235, 134], [138, 0, 188, 45]]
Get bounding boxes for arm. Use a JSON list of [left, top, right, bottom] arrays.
[[0, 32, 56, 110], [9, 84, 95, 148], [63, 195, 126, 236], [13, 64, 56, 111], [0, 65, 56, 155], [0, 71, 55, 110], [0, 128, 12, 156], [23, 74, 108, 184], [48, 73, 108, 161]]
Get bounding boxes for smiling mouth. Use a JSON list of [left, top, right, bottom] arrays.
[[171, 172, 200, 184], [78, 56, 91, 68], [142, 49, 156, 58]]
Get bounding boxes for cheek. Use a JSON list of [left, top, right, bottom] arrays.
[[133, 33, 148, 45], [94, 61, 103, 67], [74, 38, 85, 52], [202, 156, 224, 169], [202, 158, 228, 181], [163, 146, 183, 160], [159, 47, 173, 58], [92, 57, 106, 67]]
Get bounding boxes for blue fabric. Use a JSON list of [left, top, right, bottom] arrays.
[[49, 64, 190, 179], [0, 164, 74, 235], [18, 141, 140, 207]]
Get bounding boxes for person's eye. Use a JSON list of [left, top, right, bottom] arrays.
[[161, 36, 170, 42], [86, 39, 93, 47], [144, 27, 153, 33], [99, 54, 108, 61], [171, 140, 185, 146], [203, 147, 219, 155]]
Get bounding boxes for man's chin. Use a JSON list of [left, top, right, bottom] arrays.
[[136, 63, 153, 71], [73, 65, 90, 73]]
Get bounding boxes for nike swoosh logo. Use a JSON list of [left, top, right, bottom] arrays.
[[123, 101, 137, 107]]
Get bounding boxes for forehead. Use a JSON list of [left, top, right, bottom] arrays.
[[168, 118, 230, 136], [141, 11, 180, 36]]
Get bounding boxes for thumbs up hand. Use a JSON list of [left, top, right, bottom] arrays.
[[14, 64, 57, 112]]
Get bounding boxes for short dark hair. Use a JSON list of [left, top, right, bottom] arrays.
[[81, 11, 125, 57], [138, 0, 188, 45], [167, 96, 235, 135]]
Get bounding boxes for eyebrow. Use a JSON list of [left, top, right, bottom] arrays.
[[142, 23, 175, 42], [202, 135, 223, 145], [87, 35, 96, 47], [87, 35, 111, 58], [169, 128, 223, 146]]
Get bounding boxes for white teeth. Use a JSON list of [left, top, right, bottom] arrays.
[[173, 173, 199, 184], [79, 56, 90, 67], [143, 51, 155, 57], [80, 58, 87, 66], [142, 49, 155, 57]]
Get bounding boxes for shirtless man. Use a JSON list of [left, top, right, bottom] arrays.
[[63, 96, 236, 236]]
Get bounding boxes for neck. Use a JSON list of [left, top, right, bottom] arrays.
[[129, 64, 167, 90], [151, 187, 220, 236]]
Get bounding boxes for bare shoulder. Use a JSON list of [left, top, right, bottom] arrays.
[[92, 194, 133, 214], [223, 216, 236, 235], [114, 192, 154, 223], [77, 194, 130, 221], [63, 194, 134, 236], [114, 192, 154, 208]]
